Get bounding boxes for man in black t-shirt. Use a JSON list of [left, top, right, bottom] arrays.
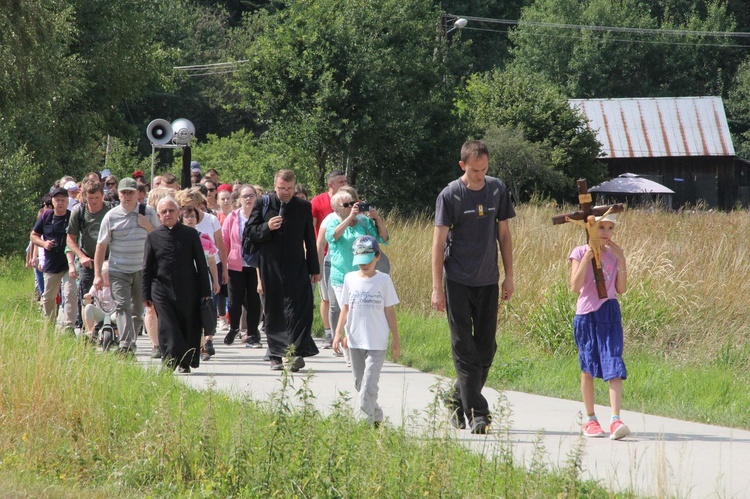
[[431, 140, 515, 434], [30, 187, 75, 332]]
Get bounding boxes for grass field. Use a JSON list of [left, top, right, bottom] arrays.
[[3, 202, 749, 495]]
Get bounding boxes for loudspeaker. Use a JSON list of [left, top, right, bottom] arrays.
[[171, 118, 195, 145], [146, 119, 173, 145]]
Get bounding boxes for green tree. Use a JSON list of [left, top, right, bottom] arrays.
[[456, 66, 605, 199], [482, 125, 565, 203], [230, 0, 464, 207], [510, 0, 741, 99]]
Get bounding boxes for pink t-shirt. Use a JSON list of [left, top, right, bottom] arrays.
[[569, 245, 620, 315]]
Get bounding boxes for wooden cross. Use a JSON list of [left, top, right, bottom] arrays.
[[552, 179, 624, 299]]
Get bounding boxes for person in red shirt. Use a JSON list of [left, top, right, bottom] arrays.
[[310, 170, 347, 348]]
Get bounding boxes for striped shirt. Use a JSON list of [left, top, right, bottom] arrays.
[[97, 204, 160, 273]]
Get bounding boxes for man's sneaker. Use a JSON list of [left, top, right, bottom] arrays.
[[321, 335, 333, 349], [223, 329, 238, 345], [177, 365, 191, 374], [205, 340, 215, 356], [270, 359, 283, 371], [582, 419, 606, 438], [201, 348, 211, 362], [609, 420, 631, 441], [150, 345, 163, 359], [289, 356, 305, 373], [449, 411, 467, 430], [470, 417, 490, 435]]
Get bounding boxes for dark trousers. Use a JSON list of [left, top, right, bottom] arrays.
[[76, 266, 95, 328], [228, 268, 261, 341], [444, 279, 499, 422]]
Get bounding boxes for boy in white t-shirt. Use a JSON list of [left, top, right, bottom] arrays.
[[333, 235, 400, 425]]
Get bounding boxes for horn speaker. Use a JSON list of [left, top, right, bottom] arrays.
[[146, 119, 173, 145]]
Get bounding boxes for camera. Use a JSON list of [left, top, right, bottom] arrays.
[[357, 202, 370, 212]]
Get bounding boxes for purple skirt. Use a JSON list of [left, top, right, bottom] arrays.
[[573, 299, 627, 381]]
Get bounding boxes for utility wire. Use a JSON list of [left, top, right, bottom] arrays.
[[462, 26, 750, 48], [450, 14, 750, 39]]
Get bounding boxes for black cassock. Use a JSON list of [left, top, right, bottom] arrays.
[[247, 194, 319, 359], [143, 223, 211, 370]]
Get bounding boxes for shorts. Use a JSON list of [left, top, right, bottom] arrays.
[[573, 299, 627, 381]]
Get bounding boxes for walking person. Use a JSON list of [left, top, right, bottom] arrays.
[[246, 169, 320, 371], [30, 186, 76, 333], [67, 181, 111, 331], [569, 212, 630, 440], [143, 197, 211, 373], [94, 178, 159, 355], [221, 185, 263, 348], [333, 236, 400, 426], [431, 140, 515, 434]]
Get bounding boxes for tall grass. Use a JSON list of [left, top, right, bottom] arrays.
[[387, 204, 750, 428], [0, 262, 616, 497]]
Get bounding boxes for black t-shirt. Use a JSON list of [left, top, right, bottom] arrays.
[[33, 209, 71, 274], [434, 176, 515, 286]]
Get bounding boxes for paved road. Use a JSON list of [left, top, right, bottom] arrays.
[[134, 330, 750, 498]]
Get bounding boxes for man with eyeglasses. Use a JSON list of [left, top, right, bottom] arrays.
[[94, 178, 160, 355], [246, 169, 320, 371]]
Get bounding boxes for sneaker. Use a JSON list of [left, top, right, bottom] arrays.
[[609, 420, 630, 441], [239, 334, 251, 344], [270, 359, 283, 371], [117, 347, 136, 359], [582, 419, 606, 438], [223, 329, 238, 345], [205, 340, 215, 356], [333, 350, 344, 357], [201, 349, 211, 362], [470, 417, 490, 435], [321, 335, 333, 349], [289, 356, 305, 373], [150, 345, 163, 359], [177, 365, 191, 374]]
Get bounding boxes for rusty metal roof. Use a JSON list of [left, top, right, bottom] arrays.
[[569, 96, 734, 158]]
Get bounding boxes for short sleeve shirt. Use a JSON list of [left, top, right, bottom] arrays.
[[33, 210, 71, 274], [196, 212, 221, 244], [569, 245, 620, 315], [67, 203, 111, 258], [434, 176, 515, 287], [97, 204, 159, 273], [341, 270, 399, 350], [310, 192, 333, 236]]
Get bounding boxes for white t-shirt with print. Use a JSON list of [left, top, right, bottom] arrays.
[[340, 270, 399, 351]]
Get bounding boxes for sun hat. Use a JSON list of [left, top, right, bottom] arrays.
[[595, 213, 618, 225]]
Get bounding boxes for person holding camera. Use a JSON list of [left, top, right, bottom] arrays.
[[30, 186, 76, 333], [325, 191, 389, 363]]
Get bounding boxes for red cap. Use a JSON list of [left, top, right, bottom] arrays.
[[133, 170, 145, 179], [217, 183, 233, 194]]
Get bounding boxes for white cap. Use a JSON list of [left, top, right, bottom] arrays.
[[64, 181, 79, 191]]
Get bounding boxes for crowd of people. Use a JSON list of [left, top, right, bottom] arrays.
[[25, 163, 395, 386], [27, 140, 630, 438]]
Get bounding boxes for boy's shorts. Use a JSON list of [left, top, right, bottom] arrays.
[[573, 299, 627, 381]]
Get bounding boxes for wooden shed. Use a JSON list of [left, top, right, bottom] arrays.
[[570, 96, 746, 210]]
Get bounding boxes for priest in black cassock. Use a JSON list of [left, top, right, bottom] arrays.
[[246, 169, 320, 371], [143, 197, 211, 373]]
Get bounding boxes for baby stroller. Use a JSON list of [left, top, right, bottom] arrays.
[[92, 295, 119, 351]]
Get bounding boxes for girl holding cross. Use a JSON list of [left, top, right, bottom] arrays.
[[569, 212, 630, 441]]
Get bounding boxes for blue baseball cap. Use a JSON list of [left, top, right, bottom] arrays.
[[352, 235, 379, 265]]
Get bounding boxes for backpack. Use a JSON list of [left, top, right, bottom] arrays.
[[241, 195, 270, 267], [444, 177, 503, 259]]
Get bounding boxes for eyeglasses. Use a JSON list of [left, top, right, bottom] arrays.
[[159, 208, 177, 215], [106, 182, 116, 187], [342, 202, 355, 208], [207, 188, 216, 193], [241, 194, 256, 199]]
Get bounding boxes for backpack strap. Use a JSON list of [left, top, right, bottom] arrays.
[[78, 202, 87, 230], [261, 195, 270, 218], [447, 179, 463, 229]]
